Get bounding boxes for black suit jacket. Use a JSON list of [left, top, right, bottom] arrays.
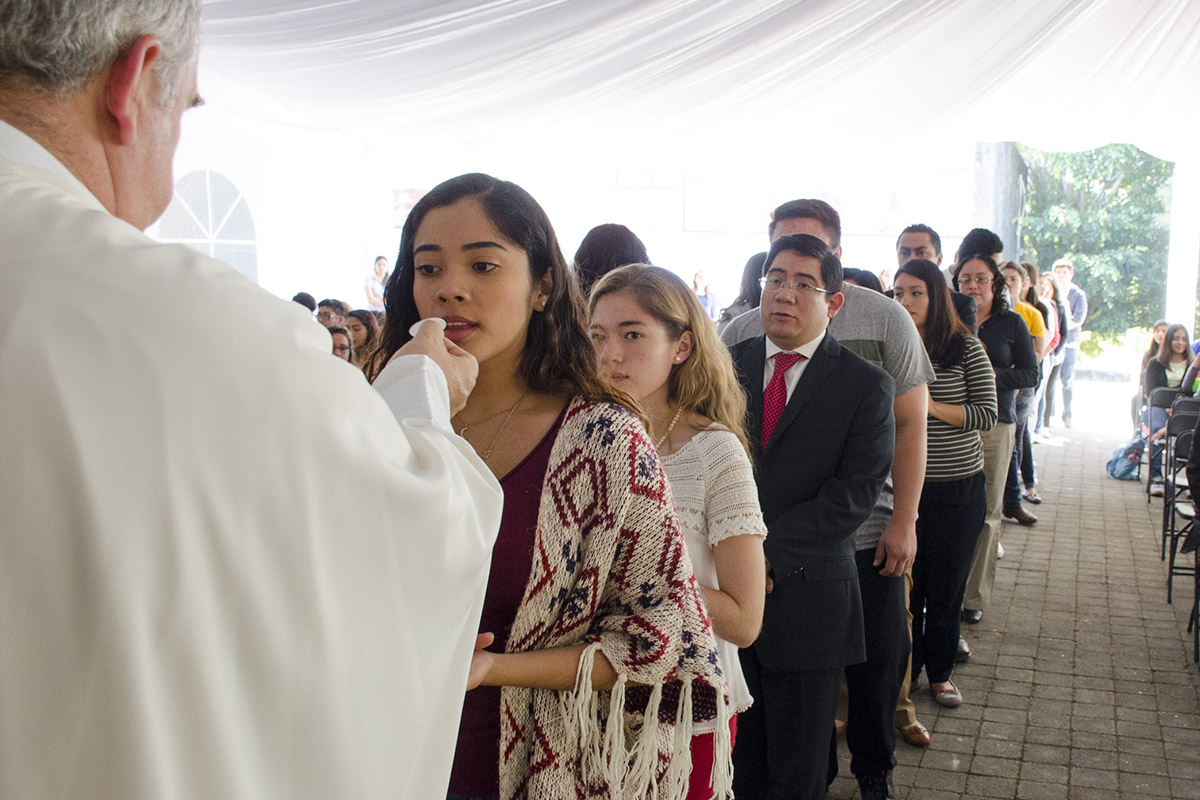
[[731, 331, 895, 672]]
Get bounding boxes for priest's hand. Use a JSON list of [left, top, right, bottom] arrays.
[[394, 320, 479, 415]]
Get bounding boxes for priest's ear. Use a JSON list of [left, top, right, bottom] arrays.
[[105, 34, 163, 146]]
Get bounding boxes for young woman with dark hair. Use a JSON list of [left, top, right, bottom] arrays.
[[952, 254, 1038, 623], [893, 259, 997, 708], [344, 308, 379, 372], [589, 264, 766, 800], [716, 251, 767, 334], [1025, 263, 1057, 444], [1146, 323, 1194, 391], [1144, 324, 1200, 494], [371, 173, 729, 800], [999, 262, 1046, 507], [1037, 272, 1070, 436], [570, 222, 649, 295]]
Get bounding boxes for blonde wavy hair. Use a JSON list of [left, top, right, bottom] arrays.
[[588, 264, 750, 456]]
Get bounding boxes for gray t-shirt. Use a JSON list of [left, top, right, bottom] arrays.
[[723, 283, 935, 550]]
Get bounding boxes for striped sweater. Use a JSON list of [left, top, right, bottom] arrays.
[[926, 335, 998, 481]]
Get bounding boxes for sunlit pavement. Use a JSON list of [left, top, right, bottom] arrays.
[[825, 379, 1200, 799]]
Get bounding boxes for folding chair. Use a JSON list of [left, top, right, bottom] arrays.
[[1165, 424, 1196, 602], [1183, 509, 1200, 661], [1173, 396, 1200, 417], [1177, 413, 1200, 659]]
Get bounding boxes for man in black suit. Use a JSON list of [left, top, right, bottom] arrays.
[[731, 234, 896, 800]]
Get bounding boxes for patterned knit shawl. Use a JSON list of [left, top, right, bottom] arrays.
[[499, 398, 731, 799]]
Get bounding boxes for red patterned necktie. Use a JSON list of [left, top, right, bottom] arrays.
[[762, 352, 804, 449]]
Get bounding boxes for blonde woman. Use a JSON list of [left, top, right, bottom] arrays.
[[589, 264, 766, 800]]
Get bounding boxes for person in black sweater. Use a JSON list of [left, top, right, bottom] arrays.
[[954, 254, 1037, 622]]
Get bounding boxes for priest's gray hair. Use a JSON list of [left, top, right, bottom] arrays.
[[0, 0, 201, 102]]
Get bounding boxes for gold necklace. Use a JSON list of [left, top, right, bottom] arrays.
[[456, 390, 529, 462], [654, 406, 683, 451]]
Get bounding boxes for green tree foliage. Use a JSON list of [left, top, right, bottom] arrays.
[[1017, 143, 1173, 356]]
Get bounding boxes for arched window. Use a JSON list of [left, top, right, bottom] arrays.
[[157, 170, 258, 282]]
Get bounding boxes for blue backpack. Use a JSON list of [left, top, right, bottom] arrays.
[[1106, 437, 1145, 481]]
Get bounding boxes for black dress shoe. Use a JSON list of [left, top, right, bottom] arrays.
[[857, 770, 897, 800], [962, 608, 983, 624], [955, 635, 971, 662]]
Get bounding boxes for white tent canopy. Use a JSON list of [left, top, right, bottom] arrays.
[[184, 0, 1200, 319]]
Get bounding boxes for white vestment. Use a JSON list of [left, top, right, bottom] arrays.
[[0, 120, 503, 799]]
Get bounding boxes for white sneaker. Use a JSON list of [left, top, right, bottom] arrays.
[[997, 542, 1005, 559], [1150, 482, 1165, 497]]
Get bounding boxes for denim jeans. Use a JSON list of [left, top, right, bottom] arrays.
[[1060, 347, 1079, 422]]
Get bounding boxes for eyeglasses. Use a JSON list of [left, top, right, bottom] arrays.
[[316, 310, 337, 321], [759, 276, 830, 295], [957, 275, 995, 285]]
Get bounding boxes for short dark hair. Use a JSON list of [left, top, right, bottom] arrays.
[[842, 268, 883, 293], [763, 234, 843, 296], [897, 224, 941, 255], [291, 292, 316, 312], [769, 199, 842, 249], [317, 299, 346, 317], [954, 228, 1004, 262], [572, 223, 649, 294]]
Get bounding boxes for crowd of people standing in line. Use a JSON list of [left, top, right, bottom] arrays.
[[290, 180, 1092, 799], [278, 176, 1101, 799]]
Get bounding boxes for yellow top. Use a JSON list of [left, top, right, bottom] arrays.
[[1014, 301, 1048, 338]]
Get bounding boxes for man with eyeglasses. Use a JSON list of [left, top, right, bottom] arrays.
[[316, 298, 347, 328], [729, 233, 895, 800], [723, 200, 934, 799]]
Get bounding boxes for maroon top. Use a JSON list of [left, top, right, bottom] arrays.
[[448, 406, 566, 796]]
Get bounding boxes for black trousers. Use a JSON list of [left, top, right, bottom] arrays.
[[831, 549, 909, 782], [735, 646, 842, 800], [1005, 387, 1036, 505], [911, 473, 987, 683]]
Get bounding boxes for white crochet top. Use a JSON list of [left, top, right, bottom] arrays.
[[661, 425, 767, 731]]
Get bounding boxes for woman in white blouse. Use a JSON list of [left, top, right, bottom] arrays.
[[589, 264, 766, 800]]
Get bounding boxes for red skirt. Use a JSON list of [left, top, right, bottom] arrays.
[[686, 714, 738, 800]]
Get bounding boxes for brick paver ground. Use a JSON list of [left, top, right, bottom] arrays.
[[826, 423, 1200, 799]]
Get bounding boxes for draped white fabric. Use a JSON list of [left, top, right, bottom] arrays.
[[199, 0, 1200, 160]]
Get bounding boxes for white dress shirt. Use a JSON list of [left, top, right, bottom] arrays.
[[763, 331, 827, 403]]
